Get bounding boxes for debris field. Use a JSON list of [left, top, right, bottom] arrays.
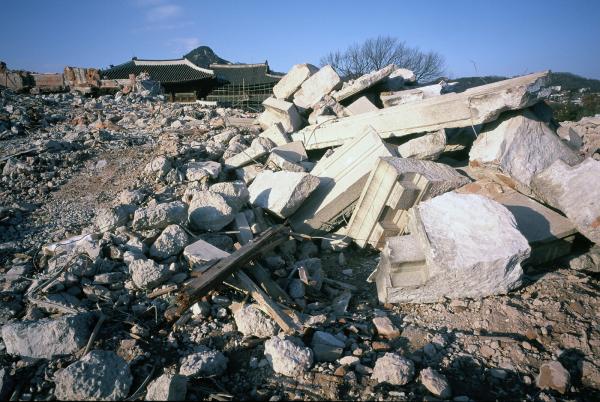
[[1, 63, 600, 401]]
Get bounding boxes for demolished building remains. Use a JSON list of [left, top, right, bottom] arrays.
[[2, 57, 600, 401]]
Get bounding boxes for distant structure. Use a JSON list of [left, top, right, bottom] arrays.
[[101, 57, 283, 107], [101, 58, 215, 101], [206, 62, 283, 110]]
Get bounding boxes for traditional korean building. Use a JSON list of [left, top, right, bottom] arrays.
[[101, 58, 215, 101], [206, 62, 283, 110]]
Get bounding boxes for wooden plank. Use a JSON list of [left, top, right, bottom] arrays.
[[164, 225, 289, 322], [229, 270, 300, 334], [246, 263, 296, 306]]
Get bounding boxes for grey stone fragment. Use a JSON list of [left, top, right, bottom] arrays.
[[132, 201, 187, 230], [95, 204, 132, 232], [249, 171, 319, 218], [536, 360, 570, 394], [144, 156, 172, 178], [2, 313, 91, 359], [119, 188, 146, 205], [128, 257, 170, 290], [185, 161, 221, 181], [264, 336, 313, 377], [531, 158, 600, 244], [420, 367, 452, 398], [179, 346, 228, 377], [183, 238, 229, 269], [149, 224, 189, 260], [233, 304, 278, 338], [371, 353, 415, 385], [145, 373, 187, 401], [209, 181, 250, 212], [469, 110, 581, 194], [188, 191, 235, 232], [54, 350, 132, 401], [397, 129, 446, 160], [376, 193, 530, 303]]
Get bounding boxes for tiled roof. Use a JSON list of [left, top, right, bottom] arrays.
[[101, 59, 214, 83], [210, 63, 283, 86]]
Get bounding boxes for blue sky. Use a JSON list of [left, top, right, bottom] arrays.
[[1, 0, 599, 79]]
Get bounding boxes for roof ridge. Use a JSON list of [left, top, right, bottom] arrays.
[[134, 58, 214, 75], [210, 63, 268, 68]]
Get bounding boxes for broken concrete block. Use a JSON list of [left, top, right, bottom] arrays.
[[265, 141, 307, 172], [537, 361, 571, 394], [556, 124, 584, 151], [372, 353, 415, 385], [233, 304, 278, 338], [469, 110, 581, 195], [132, 201, 187, 230], [259, 122, 291, 146], [264, 336, 313, 377], [145, 374, 187, 401], [293, 65, 342, 112], [381, 83, 444, 108], [188, 191, 235, 232], [332, 64, 396, 102], [397, 129, 446, 160], [273, 63, 319, 100], [224, 137, 275, 170], [183, 238, 230, 270], [235, 164, 263, 185], [2, 314, 91, 359], [379, 68, 415, 91], [249, 171, 320, 218], [345, 96, 379, 115], [149, 224, 189, 260], [456, 180, 577, 265], [184, 161, 221, 182], [531, 158, 600, 244], [259, 97, 304, 133], [307, 95, 349, 125], [346, 157, 470, 249], [292, 71, 550, 150], [289, 126, 396, 235], [209, 181, 250, 212], [371, 193, 530, 303]]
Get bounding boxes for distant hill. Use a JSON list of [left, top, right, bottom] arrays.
[[442, 72, 600, 93], [184, 46, 229, 68]]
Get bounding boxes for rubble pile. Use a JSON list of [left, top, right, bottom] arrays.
[[0, 63, 599, 401]]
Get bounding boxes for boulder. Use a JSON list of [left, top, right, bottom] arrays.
[[371, 353, 415, 385], [264, 336, 313, 377], [209, 181, 250, 212], [372, 192, 530, 303], [531, 158, 600, 244], [469, 110, 581, 195], [188, 191, 235, 232], [128, 257, 170, 290], [536, 361, 570, 394], [420, 367, 452, 398], [233, 304, 278, 338], [185, 161, 221, 182], [132, 201, 187, 230], [149, 224, 189, 260]]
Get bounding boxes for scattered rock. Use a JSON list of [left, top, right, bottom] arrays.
[[536, 360, 570, 394], [420, 367, 452, 398], [264, 336, 313, 377], [54, 350, 132, 401], [179, 346, 228, 378], [371, 353, 415, 385], [233, 304, 278, 338]]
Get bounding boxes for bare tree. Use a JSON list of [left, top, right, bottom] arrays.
[[320, 36, 445, 82]]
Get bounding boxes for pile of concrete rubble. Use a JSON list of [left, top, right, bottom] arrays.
[[0, 62, 599, 401]]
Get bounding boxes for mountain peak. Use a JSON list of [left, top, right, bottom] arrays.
[[183, 46, 229, 68]]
